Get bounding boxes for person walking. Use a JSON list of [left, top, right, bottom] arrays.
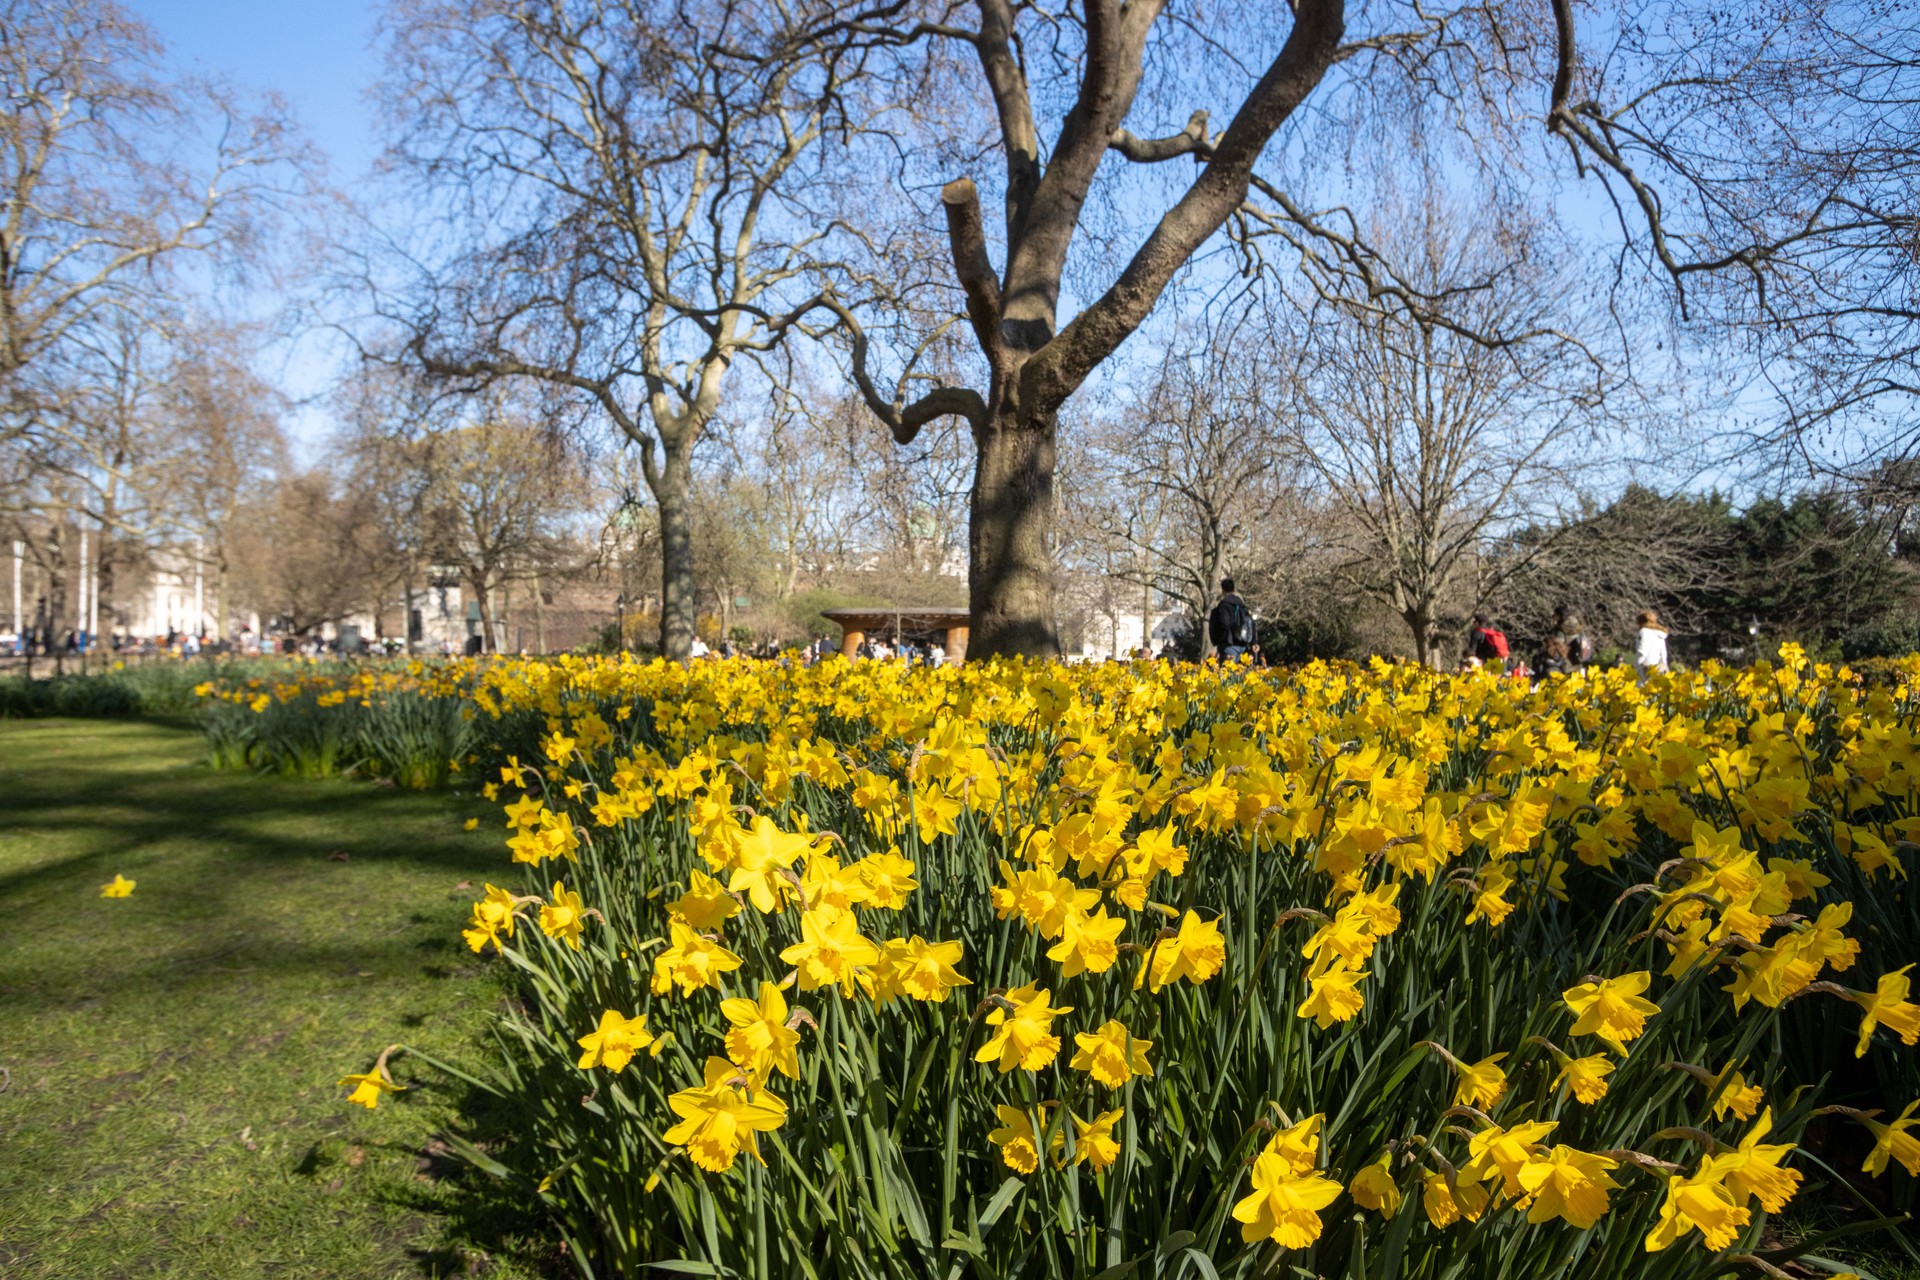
[[1463, 614, 1511, 671], [1547, 605, 1594, 668], [1206, 578, 1256, 663], [1530, 634, 1574, 677], [1634, 610, 1670, 679]]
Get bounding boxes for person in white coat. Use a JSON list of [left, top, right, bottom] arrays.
[[1635, 610, 1670, 679]]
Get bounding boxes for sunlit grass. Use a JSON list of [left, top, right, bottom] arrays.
[[0, 718, 554, 1279]]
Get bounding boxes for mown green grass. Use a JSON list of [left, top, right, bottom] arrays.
[[0, 718, 556, 1279]]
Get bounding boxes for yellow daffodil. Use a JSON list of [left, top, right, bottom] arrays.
[[1562, 971, 1660, 1053], [538, 881, 588, 950], [724, 816, 815, 913], [1135, 911, 1226, 991], [1046, 905, 1126, 977], [975, 983, 1071, 1073], [1070, 1020, 1154, 1087], [720, 981, 802, 1081], [779, 906, 881, 996], [878, 936, 971, 1002], [576, 1010, 657, 1073], [1451, 1053, 1509, 1110], [1350, 1154, 1401, 1219], [661, 1057, 788, 1172], [852, 851, 918, 908], [987, 1104, 1047, 1174], [1231, 1143, 1342, 1246], [667, 869, 741, 931], [1517, 1145, 1620, 1228], [99, 874, 135, 898], [1852, 965, 1920, 1056], [1717, 1108, 1802, 1214], [1862, 1100, 1920, 1177], [462, 883, 519, 953], [651, 919, 744, 995], [1643, 1159, 1751, 1252], [1552, 1051, 1614, 1104], [1465, 1120, 1556, 1198], [1422, 1171, 1489, 1227], [1297, 963, 1369, 1029], [339, 1070, 405, 1110], [1069, 1108, 1124, 1172]]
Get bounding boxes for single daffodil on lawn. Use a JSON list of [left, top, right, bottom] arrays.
[[340, 1070, 406, 1110], [100, 874, 135, 898]]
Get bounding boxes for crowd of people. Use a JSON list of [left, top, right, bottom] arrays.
[[1194, 578, 1676, 680], [5, 582, 1680, 677], [0, 625, 220, 660], [692, 633, 949, 666], [1457, 605, 1671, 681]]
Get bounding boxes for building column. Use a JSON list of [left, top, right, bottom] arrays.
[[76, 528, 88, 636], [839, 626, 865, 659], [944, 625, 969, 665]]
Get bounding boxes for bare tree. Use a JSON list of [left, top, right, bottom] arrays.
[[229, 469, 391, 637], [792, 0, 1920, 657], [427, 423, 584, 653], [0, 0, 300, 444], [1075, 325, 1294, 657], [1280, 202, 1613, 663], [373, 0, 850, 661], [146, 325, 290, 639], [811, 0, 1347, 656]]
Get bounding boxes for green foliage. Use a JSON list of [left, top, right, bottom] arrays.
[[780, 587, 888, 640], [1510, 485, 1920, 657], [0, 661, 218, 718]]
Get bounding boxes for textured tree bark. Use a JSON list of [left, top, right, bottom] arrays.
[[853, 3, 1348, 660], [656, 437, 697, 663], [969, 409, 1060, 658]]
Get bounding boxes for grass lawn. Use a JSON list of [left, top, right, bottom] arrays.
[[0, 718, 556, 1279]]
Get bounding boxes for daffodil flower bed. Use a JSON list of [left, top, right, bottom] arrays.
[[210, 647, 1920, 1278]]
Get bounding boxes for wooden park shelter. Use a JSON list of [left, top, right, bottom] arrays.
[[821, 607, 971, 662]]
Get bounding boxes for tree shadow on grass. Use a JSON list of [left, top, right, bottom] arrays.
[[294, 1074, 573, 1280]]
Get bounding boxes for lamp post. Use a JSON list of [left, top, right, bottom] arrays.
[[614, 593, 629, 654]]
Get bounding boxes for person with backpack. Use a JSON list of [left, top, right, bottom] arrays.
[[1464, 614, 1511, 670], [1530, 634, 1574, 677], [1207, 578, 1257, 663], [1548, 605, 1595, 668]]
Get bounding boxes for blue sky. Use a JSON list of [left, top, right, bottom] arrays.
[[128, 0, 384, 182], [116, 1, 1759, 499], [128, 0, 387, 456]]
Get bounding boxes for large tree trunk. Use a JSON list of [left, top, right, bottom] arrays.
[[657, 437, 696, 663], [968, 410, 1060, 659], [1406, 610, 1433, 669]]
